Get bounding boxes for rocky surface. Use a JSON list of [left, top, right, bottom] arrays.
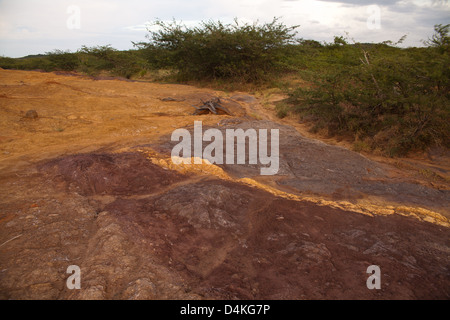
[[0, 151, 448, 300], [154, 120, 450, 215], [0, 69, 449, 300]]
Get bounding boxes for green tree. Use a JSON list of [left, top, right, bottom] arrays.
[[134, 18, 299, 82], [288, 34, 449, 156], [425, 23, 449, 53]]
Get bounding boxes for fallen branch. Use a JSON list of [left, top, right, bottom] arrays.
[[192, 98, 232, 116]]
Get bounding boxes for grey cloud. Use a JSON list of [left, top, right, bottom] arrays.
[[295, 0, 402, 5]]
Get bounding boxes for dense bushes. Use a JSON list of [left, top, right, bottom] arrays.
[[46, 50, 79, 71], [287, 29, 449, 156], [134, 18, 299, 82], [0, 55, 53, 71], [76, 45, 148, 78], [0, 46, 150, 78]]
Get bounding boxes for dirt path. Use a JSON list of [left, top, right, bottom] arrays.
[[0, 69, 449, 299]]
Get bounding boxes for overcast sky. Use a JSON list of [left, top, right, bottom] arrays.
[[0, 0, 449, 57]]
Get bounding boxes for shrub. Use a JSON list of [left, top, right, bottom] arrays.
[[76, 45, 116, 74], [76, 45, 145, 78], [134, 18, 299, 82], [0, 56, 19, 69], [275, 102, 290, 118], [46, 50, 79, 71], [287, 27, 450, 156], [0, 55, 53, 71]]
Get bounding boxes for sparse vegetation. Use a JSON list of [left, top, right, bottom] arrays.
[[0, 45, 153, 79], [275, 102, 290, 119], [0, 20, 448, 156]]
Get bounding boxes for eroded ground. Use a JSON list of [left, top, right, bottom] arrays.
[[0, 69, 449, 299]]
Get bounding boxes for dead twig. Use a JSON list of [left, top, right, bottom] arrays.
[[0, 234, 22, 248], [192, 98, 232, 116]]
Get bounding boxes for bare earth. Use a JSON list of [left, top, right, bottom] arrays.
[[0, 69, 449, 300]]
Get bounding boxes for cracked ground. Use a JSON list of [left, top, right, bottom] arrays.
[[0, 69, 449, 299]]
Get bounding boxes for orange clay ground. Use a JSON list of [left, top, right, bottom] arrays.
[[0, 68, 449, 299]]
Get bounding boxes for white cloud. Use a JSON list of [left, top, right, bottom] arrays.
[[0, 0, 448, 57]]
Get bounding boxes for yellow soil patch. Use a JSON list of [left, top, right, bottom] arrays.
[[139, 149, 450, 228]]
